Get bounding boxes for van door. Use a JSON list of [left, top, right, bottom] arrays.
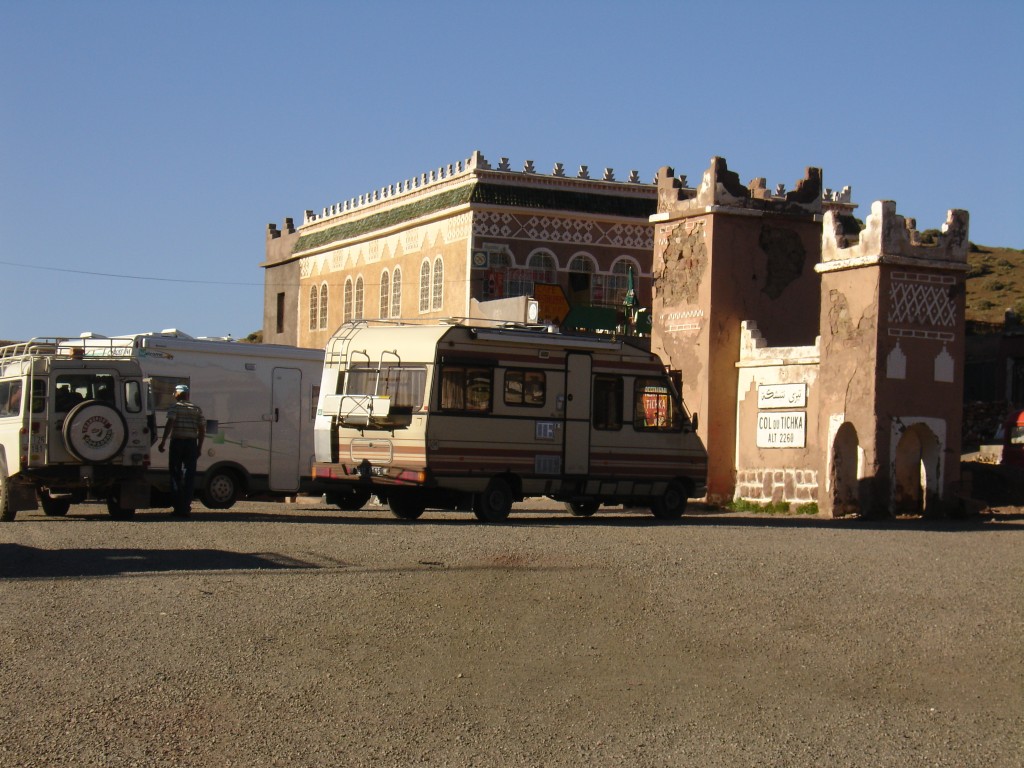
[[564, 353, 591, 475], [270, 367, 302, 491]]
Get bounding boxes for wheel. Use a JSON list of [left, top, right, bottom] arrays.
[[565, 499, 599, 517], [326, 488, 372, 511], [201, 468, 241, 509], [0, 463, 14, 522], [650, 480, 689, 520], [106, 488, 136, 519], [387, 490, 425, 520], [39, 489, 71, 517], [474, 477, 513, 522], [62, 401, 128, 463]]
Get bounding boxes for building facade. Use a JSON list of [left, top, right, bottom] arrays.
[[262, 151, 973, 517], [650, 156, 970, 516], [262, 151, 658, 350]]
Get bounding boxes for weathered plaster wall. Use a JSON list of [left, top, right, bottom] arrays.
[[815, 201, 969, 515], [734, 322, 821, 504]]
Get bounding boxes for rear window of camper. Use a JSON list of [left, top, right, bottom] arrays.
[[347, 364, 426, 412]]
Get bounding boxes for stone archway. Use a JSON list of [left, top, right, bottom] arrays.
[[893, 423, 942, 515], [831, 422, 860, 516]]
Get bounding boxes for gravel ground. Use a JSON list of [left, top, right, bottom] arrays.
[[1, 499, 1022, 768]]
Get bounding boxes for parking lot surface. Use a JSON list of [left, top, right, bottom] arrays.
[[1, 499, 1022, 767]]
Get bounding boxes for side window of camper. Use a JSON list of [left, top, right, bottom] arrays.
[[593, 375, 623, 430], [440, 366, 492, 413], [150, 376, 189, 411], [504, 369, 545, 407], [633, 377, 683, 432], [0, 380, 23, 417]]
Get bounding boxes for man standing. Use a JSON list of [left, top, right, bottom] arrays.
[[158, 384, 205, 517]]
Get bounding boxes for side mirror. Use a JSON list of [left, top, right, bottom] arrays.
[[690, 412, 699, 432]]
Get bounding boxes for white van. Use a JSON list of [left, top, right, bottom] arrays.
[[0, 339, 151, 520], [76, 331, 326, 509], [313, 320, 708, 521]]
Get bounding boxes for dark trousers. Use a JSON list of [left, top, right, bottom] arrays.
[[168, 438, 200, 514]]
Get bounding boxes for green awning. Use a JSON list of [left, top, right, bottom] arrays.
[[562, 306, 621, 332]]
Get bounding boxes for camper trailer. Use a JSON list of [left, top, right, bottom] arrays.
[[77, 331, 326, 509], [313, 321, 708, 521], [0, 338, 151, 520]]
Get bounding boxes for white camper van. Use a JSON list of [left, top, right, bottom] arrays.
[[77, 331, 326, 509], [0, 339, 151, 520], [313, 320, 708, 521]]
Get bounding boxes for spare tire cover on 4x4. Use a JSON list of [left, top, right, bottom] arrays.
[[62, 401, 128, 463]]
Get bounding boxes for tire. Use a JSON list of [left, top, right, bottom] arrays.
[[566, 499, 599, 517], [327, 488, 372, 511], [200, 468, 241, 509], [474, 477, 514, 523], [651, 479, 689, 520], [106, 487, 136, 519], [387, 490, 425, 520], [0, 463, 14, 522], [62, 401, 128, 463], [39, 490, 71, 517]]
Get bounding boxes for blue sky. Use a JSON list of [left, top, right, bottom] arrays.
[[1, 0, 1021, 342]]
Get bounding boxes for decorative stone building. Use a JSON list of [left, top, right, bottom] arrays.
[[262, 151, 972, 517], [651, 156, 970, 516], [261, 151, 658, 350]]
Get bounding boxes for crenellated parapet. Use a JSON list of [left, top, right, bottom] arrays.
[[653, 156, 828, 220], [300, 150, 655, 228], [818, 200, 970, 272]]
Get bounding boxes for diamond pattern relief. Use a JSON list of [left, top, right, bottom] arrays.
[[888, 277, 956, 328]]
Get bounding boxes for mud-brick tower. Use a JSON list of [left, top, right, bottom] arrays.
[[816, 201, 970, 516], [650, 157, 825, 501]]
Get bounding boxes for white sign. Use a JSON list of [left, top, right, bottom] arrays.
[[757, 383, 806, 409], [756, 411, 806, 448]]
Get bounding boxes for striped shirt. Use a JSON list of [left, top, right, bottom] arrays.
[[166, 401, 205, 440]]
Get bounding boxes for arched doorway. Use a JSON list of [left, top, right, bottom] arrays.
[[893, 423, 941, 515], [831, 422, 860, 516]]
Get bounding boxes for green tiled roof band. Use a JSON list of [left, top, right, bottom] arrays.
[[293, 183, 657, 254]]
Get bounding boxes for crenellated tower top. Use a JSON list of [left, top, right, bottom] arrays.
[[818, 200, 970, 272]]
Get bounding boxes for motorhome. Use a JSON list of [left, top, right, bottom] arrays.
[[77, 331, 326, 509], [0, 338, 151, 520], [313, 320, 708, 521]]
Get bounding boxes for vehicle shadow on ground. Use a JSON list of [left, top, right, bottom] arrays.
[[51, 504, 1023, 531], [0, 543, 318, 579]]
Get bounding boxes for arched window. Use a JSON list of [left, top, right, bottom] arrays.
[[380, 271, 390, 319], [391, 267, 402, 318], [608, 258, 642, 305], [432, 257, 444, 311], [419, 260, 431, 313], [343, 278, 353, 323], [523, 250, 557, 296], [319, 283, 329, 329], [354, 276, 364, 319], [308, 285, 318, 331], [567, 253, 599, 304]]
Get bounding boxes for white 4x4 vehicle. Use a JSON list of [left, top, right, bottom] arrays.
[[0, 339, 152, 520]]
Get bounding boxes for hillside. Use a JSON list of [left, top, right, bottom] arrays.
[[965, 244, 1024, 324]]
